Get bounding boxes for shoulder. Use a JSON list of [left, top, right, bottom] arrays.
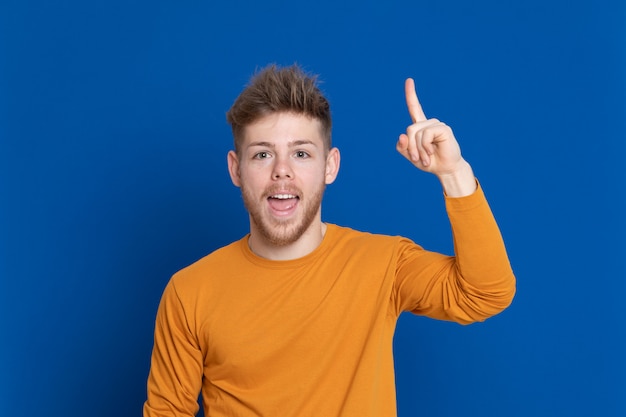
[[324, 223, 419, 255], [326, 223, 388, 241], [169, 237, 247, 294], [326, 223, 409, 242]]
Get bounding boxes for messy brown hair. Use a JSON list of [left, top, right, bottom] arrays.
[[226, 64, 332, 154]]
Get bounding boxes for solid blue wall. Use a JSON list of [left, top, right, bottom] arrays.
[[1, 1, 624, 416]]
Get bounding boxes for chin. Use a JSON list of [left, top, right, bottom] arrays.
[[258, 220, 310, 247]]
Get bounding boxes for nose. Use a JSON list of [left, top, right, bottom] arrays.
[[272, 156, 293, 180]]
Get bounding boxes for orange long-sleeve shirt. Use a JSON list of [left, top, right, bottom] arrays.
[[144, 184, 515, 417]]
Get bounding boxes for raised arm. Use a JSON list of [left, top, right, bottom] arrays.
[[394, 78, 515, 323]]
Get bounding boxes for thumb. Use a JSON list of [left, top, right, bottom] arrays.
[[396, 134, 410, 160]]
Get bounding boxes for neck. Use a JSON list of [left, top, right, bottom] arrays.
[[248, 220, 327, 261]]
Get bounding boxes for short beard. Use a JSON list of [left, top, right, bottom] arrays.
[[241, 182, 325, 247]]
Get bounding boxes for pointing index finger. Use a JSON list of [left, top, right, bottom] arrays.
[[405, 78, 427, 123]]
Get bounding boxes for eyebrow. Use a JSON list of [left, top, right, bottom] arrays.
[[247, 139, 317, 149]]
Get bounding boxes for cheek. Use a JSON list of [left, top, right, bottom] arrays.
[[302, 168, 329, 188], [239, 168, 266, 191]]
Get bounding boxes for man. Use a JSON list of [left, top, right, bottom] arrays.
[[143, 64, 516, 417]]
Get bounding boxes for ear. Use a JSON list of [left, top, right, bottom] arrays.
[[227, 150, 242, 187], [324, 147, 341, 185]]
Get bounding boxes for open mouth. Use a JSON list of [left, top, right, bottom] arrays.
[[267, 193, 299, 214]]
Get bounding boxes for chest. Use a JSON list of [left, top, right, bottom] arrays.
[[196, 262, 394, 381]]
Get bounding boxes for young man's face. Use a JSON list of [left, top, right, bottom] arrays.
[[227, 112, 340, 247]]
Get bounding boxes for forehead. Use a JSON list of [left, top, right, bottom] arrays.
[[242, 112, 324, 147]]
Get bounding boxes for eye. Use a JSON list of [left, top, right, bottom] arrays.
[[295, 150, 310, 158], [253, 151, 270, 159]]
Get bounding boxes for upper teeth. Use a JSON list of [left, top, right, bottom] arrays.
[[272, 194, 295, 199]]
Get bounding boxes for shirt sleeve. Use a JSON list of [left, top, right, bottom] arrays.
[[393, 181, 516, 324], [143, 279, 204, 417]]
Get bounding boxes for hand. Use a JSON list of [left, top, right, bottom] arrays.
[[396, 78, 464, 176], [396, 78, 476, 196]]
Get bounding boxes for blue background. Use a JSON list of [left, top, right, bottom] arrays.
[[1, 0, 624, 416]]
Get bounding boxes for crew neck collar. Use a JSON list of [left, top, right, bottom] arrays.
[[239, 223, 336, 269]]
